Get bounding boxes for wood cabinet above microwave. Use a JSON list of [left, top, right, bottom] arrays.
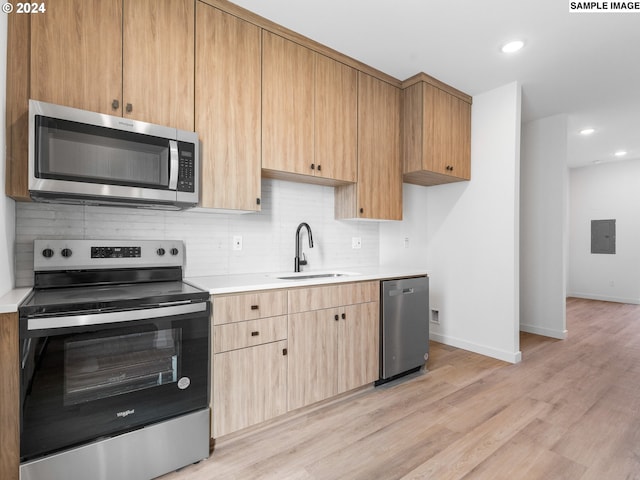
[[31, 0, 194, 131]]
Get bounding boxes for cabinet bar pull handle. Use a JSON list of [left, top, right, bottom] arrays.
[[251, 331, 259, 336], [251, 305, 259, 310], [126, 103, 133, 113], [341, 313, 346, 319], [310, 163, 315, 170], [112, 99, 119, 110], [317, 164, 322, 171], [283, 348, 288, 356], [334, 314, 339, 321]]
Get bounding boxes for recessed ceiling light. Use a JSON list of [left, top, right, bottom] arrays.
[[501, 40, 524, 53], [614, 150, 627, 157], [580, 128, 595, 135]]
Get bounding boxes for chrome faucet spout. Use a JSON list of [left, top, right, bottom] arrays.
[[294, 222, 314, 272]]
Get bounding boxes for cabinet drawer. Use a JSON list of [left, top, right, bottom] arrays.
[[213, 290, 287, 325], [214, 315, 287, 353], [288, 281, 379, 313]]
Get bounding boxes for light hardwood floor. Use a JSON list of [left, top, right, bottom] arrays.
[[162, 298, 640, 479]]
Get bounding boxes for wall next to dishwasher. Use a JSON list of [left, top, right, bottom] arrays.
[[15, 178, 379, 286]]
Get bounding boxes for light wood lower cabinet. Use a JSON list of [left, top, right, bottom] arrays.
[[211, 282, 379, 438], [213, 340, 288, 438], [211, 290, 288, 437], [0, 313, 19, 480], [287, 282, 379, 411]]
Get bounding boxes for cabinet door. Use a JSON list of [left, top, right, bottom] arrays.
[[338, 302, 379, 394], [314, 54, 357, 183], [336, 73, 402, 220], [262, 32, 314, 176], [196, 4, 261, 211], [30, 0, 123, 115], [430, 84, 472, 180], [123, 0, 194, 130], [212, 340, 287, 437], [287, 310, 337, 411], [357, 73, 402, 220], [0, 313, 19, 480]]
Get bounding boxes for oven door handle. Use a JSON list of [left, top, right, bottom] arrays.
[[27, 302, 207, 331]]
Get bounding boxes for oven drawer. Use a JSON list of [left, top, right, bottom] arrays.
[[213, 315, 287, 353], [212, 290, 287, 325]]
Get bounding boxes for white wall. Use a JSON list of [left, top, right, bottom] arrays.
[[519, 115, 568, 339], [380, 81, 522, 363], [15, 179, 379, 285], [0, 13, 16, 297], [568, 160, 640, 303]]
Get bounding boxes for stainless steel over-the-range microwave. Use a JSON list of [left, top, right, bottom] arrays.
[[28, 99, 199, 210]]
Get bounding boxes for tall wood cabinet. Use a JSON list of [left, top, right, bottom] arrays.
[[196, 3, 262, 211], [262, 32, 357, 185], [402, 73, 472, 186], [335, 73, 403, 220]]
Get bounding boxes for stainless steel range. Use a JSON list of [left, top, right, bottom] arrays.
[[19, 239, 210, 480]]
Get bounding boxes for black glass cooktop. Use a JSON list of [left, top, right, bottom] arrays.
[[20, 281, 209, 317]]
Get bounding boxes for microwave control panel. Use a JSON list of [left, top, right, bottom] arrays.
[[177, 142, 195, 192]]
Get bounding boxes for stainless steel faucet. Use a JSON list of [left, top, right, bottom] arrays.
[[294, 222, 314, 272]]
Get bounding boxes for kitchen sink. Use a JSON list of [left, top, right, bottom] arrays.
[[273, 271, 359, 280]]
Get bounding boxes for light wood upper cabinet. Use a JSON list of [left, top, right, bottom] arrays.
[[262, 32, 357, 184], [402, 73, 472, 186], [196, 3, 261, 211], [262, 31, 315, 177], [30, 0, 194, 130], [30, 0, 123, 116], [123, 0, 194, 131], [335, 72, 403, 220], [314, 54, 358, 183]]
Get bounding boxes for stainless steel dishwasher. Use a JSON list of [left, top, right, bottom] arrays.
[[378, 276, 429, 384]]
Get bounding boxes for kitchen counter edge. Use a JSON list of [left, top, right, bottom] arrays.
[[185, 266, 429, 295], [0, 288, 33, 314]]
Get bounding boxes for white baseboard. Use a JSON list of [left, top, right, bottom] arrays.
[[519, 323, 567, 339], [567, 292, 640, 305], [429, 332, 522, 364]]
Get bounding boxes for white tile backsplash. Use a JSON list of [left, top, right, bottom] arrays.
[[15, 179, 380, 286]]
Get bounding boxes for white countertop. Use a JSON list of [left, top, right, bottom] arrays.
[[0, 288, 32, 314], [185, 266, 429, 295]]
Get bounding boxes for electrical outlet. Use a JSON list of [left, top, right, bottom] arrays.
[[404, 237, 410, 248], [233, 236, 242, 251], [352, 237, 362, 249], [431, 309, 440, 325]]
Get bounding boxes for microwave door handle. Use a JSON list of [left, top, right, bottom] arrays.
[[168, 140, 179, 189]]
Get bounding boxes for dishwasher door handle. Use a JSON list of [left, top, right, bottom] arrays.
[[388, 288, 415, 297]]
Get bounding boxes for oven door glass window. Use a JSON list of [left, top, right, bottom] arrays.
[[64, 327, 181, 406], [35, 116, 171, 189]]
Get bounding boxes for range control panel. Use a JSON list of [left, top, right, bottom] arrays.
[[34, 240, 184, 271], [91, 246, 141, 259]]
